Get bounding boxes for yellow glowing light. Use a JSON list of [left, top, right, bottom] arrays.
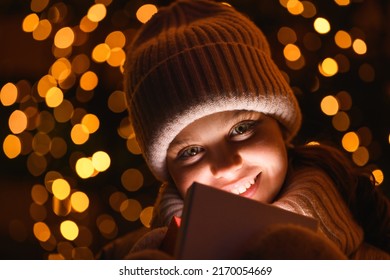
[[45, 87, 64, 108], [121, 168, 144, 192], [283, 44, 301, 62], [87, 3, 107, 22], [52, 178, 71, 200], [372, 169, 384, 186], [48, 254, 65, 260], [314, 17, 331, 34], [335, 0, 350, 6], [120, 199, 142, 222], [38, 75, 57, 98], [44, 171, 63, 192], [321, 95, 339, 116], [60, 220, 79, 241], [352, 39, 367, 55], [80, 71, 98, 91], [335, 30, 352, 49], [80, 16, 98, 33], [3, 134, 22, 159], [92, 43, 111, 63], [9, 110, 28, 134], [306, 141, 320, 146], [140, 206, 154, 228], [81, 114, 100, 134], [76, 157, 95, 179], [319, 58, 338, 77], [33, 222, 51, 242], [342, 132, 360, 152], [105, 31, 126, 49], [287, 0, 304, 15], [92, 151, 111, 172], [107, 47, 126, 67], [22, 13, 39, 32], [32, 19, 52, 41], [51, 58, 72, 82], [332, 112, 350, 132], [1, 82, 18, 106], [54, 27, 75, 49], [71, 192, 89, 213], [71, 124, 89, 145], [136, 4, 158, 24]]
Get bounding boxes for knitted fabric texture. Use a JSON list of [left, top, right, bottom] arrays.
[[150, 167, 389, 259], [124, 0, 302, 181]]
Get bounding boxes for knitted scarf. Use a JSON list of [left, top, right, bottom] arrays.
[[151, 166, 388, 258]]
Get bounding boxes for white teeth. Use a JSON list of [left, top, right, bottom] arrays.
[[230, 176, 257, 195], [238, 186, 247, 194], [231, 189, 240, 195]]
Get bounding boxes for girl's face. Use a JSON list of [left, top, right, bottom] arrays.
[[166, 110, 288, 203]]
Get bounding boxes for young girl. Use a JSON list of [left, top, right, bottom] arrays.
[[101, 0, 390, 259]]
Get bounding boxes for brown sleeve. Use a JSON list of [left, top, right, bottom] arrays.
[[96, 227, 150, 259]]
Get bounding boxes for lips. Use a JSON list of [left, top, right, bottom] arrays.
[[228, 173, 260, 196]]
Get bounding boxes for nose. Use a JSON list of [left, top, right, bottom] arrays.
[[209, 145, 243, 179]]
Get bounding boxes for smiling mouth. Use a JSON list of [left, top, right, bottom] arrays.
[[229, 173, 260, 196]]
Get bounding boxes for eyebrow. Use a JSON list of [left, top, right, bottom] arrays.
[[167, 137, 194, 156], [167, 110, 262, 152]]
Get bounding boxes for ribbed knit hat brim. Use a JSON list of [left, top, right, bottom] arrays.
[[124, 0, 302, 181]]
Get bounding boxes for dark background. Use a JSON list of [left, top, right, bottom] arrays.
[[0, 0, 389, 259]]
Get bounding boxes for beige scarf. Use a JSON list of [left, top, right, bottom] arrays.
[[152, 166, 389, 259]]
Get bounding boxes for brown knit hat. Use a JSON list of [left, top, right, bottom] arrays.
[[124, 0, 302, 181]]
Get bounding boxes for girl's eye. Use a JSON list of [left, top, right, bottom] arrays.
[[230, 121, 257, 138], [178, 146, 204, 159]]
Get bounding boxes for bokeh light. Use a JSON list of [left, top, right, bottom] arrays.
[[136, 4, 158, 24], [0, 0, 388, 260], [313, 17, 331, 34], [60, 220, 79, 241]]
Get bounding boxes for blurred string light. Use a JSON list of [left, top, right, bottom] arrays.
[[0, 0, 387, 259], [1, 0, 158, 259], [278, 0, 384, 186]]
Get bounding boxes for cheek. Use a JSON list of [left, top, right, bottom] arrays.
[[245, 138, 287, 175], [169, 164, 207, 198]]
